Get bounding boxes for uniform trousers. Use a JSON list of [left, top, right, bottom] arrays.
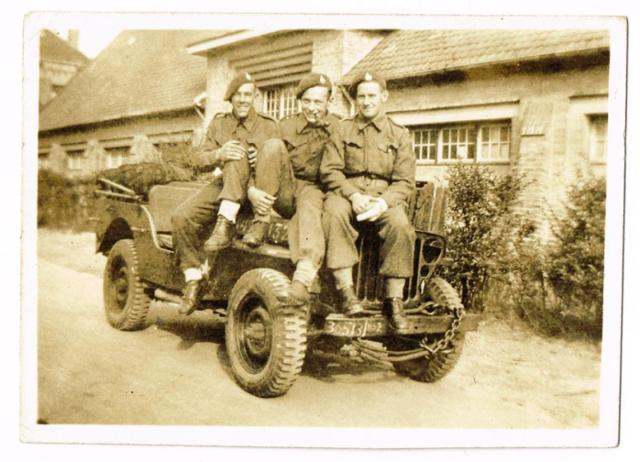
[[251, 139, 325, 268], [322, 191, 415, 278], [171, 180, 223, 271]]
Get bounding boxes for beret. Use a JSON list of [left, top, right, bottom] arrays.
[[348, 71, 387, 98], [294, 72, 332, 99], [224, 72, 257, 101]]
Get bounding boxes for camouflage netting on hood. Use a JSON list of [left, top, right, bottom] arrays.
[[99, 162, 195, 196]]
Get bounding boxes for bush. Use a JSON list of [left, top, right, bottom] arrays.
[[441, 163, 534, 312], [441, 163, 606, 339], [38, 169, 97, 232], [545, 177, 606, 337]]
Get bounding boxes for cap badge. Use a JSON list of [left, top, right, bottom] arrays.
[[364, 72, 372, 81], [319, 75, 326, 84]]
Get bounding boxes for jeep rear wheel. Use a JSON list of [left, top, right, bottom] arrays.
[[103, 239, 151, 331], [225, 269, 307, 397], [390, 277, 465, 382]]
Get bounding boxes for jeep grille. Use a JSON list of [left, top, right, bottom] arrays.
[[353, 231, 445, 304]]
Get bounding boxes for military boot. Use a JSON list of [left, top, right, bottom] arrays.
[[204, 215, 235, 252], [179, 279, 204, 315], [242, 220, 270, 247], [337, 286, 365, 317], [384, 297, 409, 332]]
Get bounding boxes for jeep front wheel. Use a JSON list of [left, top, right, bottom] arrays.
[[225, 269, 307, 397], [389, 277, 465, 382], [103, 239, 151, 331]]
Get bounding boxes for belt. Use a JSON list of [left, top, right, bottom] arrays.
[[345, 172, 389, 182]]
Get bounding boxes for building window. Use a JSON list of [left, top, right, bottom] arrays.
[[66, 149, 86, 171], [262, 84, 298, 120], [479, 123, 511, 162], [104, 147, 129, 170], [589, 115, 608, 164], [410, 121, 511, 164]]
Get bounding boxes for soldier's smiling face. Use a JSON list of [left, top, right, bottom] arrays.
[[231, 83, 257, 120], [300, 86, 330, 125], [356, 81, 388, 120]]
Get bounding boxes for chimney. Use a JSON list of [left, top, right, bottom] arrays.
[[67, 29, 79, 49]]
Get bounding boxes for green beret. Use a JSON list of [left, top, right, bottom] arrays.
[[294, 72, 332, 99], [348, 71, 387, 98], [224, 72, 257, 101]]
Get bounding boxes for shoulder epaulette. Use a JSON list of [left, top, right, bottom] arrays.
[[388, 116, 409, 132]]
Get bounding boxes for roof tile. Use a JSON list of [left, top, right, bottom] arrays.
[[39, 29, 227, 132], [343, 29, 609, 83]]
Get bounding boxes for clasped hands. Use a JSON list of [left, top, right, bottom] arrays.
[[350, 192, 388, 222]]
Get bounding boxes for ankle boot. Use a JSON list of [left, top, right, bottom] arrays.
[[337, 286, 365, 317], [204, 215, 235, 251], [384, 297, 409, 331], [179, 279, 204, 315], [242, 220, 270, 247]]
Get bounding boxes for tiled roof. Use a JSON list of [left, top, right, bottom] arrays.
[[40, 29, 89, 65], [39, 30, 227, 132], [343, 29, 609, 84]]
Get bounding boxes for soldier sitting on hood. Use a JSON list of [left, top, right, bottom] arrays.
[[206, 72, 341, 306]]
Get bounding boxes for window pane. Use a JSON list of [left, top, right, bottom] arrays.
[[500, 144, 509, 159], [500, 126, 509, 142]]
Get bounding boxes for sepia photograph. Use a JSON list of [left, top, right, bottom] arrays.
[[20, 10, 627, 450]]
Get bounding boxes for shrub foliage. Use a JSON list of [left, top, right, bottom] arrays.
[[442, 163, 606, 339]]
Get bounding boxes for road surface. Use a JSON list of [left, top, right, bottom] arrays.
[[35, 230, 601, 428]]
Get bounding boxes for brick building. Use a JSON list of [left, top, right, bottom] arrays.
[[38, 29, 225, 177], [39, 29, 89, 108]]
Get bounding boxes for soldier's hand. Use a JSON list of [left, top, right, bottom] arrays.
[[350, 192, 375, 214], [248, 186, 276, 215], [364, 198, 389, 222], [215, 140, 247, 162], [247, 147, 257, 168]]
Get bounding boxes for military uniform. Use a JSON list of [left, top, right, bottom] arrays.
[[171, 107, 278, 271], [251, 111, 341, 267], [320, 111, 416, 278]]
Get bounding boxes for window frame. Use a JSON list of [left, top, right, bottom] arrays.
[[262, 84, 299, 120], [410, 120, 512, 165], [65, 149, 86, 171], [588, 114, 608, 164]]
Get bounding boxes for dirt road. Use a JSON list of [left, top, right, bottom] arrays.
[[36, 230, 601, 428]]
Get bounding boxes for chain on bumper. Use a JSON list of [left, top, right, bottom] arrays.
[[352, 301, 465, 363]]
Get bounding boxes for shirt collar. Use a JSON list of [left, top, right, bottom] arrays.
[[233, 107, 257, 131], [356, 110, 386, 132], [296, 111, 330, 134]]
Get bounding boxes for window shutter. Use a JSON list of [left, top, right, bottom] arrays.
[[230, 42, 313, 88]]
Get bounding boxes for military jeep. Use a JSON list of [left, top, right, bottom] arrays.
[[94, 177, 481, 397]]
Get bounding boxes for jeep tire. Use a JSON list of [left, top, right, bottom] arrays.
[[226, 269, 308, 397], [390, 277, 465, 382], [103, 239, 152, 331]]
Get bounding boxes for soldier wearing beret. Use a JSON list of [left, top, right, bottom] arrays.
[[206, 72, 340, 305], [171, 73, 278, 315], [320, 71, 416, 330]]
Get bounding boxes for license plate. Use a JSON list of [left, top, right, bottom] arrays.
[[323, 316, 386, 337]]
